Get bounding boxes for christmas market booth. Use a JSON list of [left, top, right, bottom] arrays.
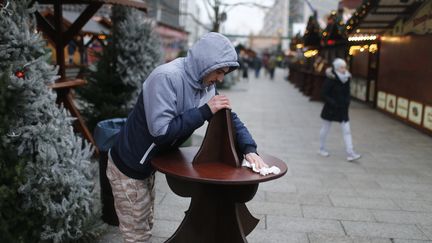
[[308, 8, 349, 101], [346, 0, 431, 135], [33, 0, 148, 227], [34, 0, 147, 148], [288, 14, 322, 100]]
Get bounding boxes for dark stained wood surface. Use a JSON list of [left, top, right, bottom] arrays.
[[152, 147, 287, 185], [193, 109, 241, 167], [48, 78, 87, 90], [378, 35, 432, 102], [164, 176, 259, 243]]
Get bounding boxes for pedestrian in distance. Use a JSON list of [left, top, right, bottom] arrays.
[[253, 55, 262, 78], [268, 55, 276, 80], [106, 32, 268, 243], [318, 58, 361, 162]]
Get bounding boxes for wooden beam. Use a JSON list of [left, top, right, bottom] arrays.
[[54, 2, 66, 79], [372, 11, 410, 15], [37, 0, 147, 11], [63, 3, 103, 45], [357, 26, 391, 29], [35, 11, 57, 42], [375, 5, 408, 9], [62, 93, 98, 154], [362, 20, 395, 24], [48, 79, 87, 90]]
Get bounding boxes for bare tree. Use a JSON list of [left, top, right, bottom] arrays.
[[204, 0, 271, 32], [158, 0, 271, 32]]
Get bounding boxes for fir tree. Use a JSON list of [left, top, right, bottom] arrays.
[[78, 6, 162, 131], [0, 70, 42, 242], [77, 40, 135, 131], [113, 6, 162, 108], [0, 1, 104, 242]]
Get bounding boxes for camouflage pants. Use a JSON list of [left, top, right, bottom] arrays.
[[106, 157, 155, 243]]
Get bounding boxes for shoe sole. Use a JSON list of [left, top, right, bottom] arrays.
[[347, 155, 361, 162]]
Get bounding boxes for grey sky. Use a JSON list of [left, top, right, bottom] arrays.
[[196, 0, 275, 35]]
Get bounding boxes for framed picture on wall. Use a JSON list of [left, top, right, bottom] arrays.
[[423, 106, 432, 131], [350, 78, 357, 97], [369, 80, 376, 102], [386, 94, 396, 113], [408, 101, 423, 125], [377, 91, 386, 109], [356, 79, 367, 102], [396, 97, 409, 118]]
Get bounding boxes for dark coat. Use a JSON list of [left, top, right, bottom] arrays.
[[320, 68, 351, 122]]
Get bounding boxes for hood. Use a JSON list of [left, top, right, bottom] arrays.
[[326, 67, 351, 83], [184, 32, 239, 89]]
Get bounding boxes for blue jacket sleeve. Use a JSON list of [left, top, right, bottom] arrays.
[[143, 73, 213, 146], [231, 111, 257, 155], [154, 104, 213, 146]]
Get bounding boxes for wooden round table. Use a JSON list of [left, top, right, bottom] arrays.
[[152, 147, 287, 243]]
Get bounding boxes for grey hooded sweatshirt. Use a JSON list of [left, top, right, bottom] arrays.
[[110, 32, 257, 179]]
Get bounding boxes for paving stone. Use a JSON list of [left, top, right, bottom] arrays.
[[266, 192, 333, 206], [354, 189, 421, 200], [342, 221, 429, 240], [158, 191, 191, 208], [247, 230, 308, 243], [247, 201, 302, 217], [392, 239, 432, 243], [393, 199, 432, 212], [302, 205, 375, 221], [417, 224, 432, 240], [371, 210, 432, 225], [152, 219, 181, 238], [267, 216, 345, 235], [330, 196, 400, 210], [308, 233, 392, 243]]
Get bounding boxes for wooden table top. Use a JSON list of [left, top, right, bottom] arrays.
[[151, 147, 287, 185]]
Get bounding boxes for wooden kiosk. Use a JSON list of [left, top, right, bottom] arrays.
[[152, 109, 287, 243], [33, 0, 147, 147]]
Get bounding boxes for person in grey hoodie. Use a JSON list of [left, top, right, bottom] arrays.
[[106, 32, 268, 243]]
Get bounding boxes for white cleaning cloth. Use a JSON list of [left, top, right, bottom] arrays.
[[242, 160, 281, 176]]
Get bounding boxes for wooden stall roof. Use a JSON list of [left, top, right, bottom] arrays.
[[41, 10, 110, 35], [346, 0, 424, 34], [37, 0, 147, 11], [33, 0, 147, 151]]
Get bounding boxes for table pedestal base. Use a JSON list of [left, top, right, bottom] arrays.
[[165, 176, 259, 243]]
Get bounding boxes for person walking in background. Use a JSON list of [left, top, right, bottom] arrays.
[[318, 58, 361, 161], [253, 55, 262, 78], [268, 55, 276, 80]]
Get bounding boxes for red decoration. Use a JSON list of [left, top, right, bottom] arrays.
[[15, 70, 25, 79], [327, 40, 336, 45]]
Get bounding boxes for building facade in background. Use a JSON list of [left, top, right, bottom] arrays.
[[261, 0, 338, 50], [179, 0, 206, 48], [261, 0, 290, 50], [146, 0, 188, 61]]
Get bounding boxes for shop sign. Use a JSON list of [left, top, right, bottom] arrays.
[[397, 97, 408, 118], [423, 106, 432, 131], [386, 94, 396, 113], [377, 91, 386, 109], [409, 101, 423, 125]]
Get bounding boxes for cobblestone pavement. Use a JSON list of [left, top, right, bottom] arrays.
[[98, 68, 432, 243]]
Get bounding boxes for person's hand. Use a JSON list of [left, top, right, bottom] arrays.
[[245, 153, 268, 170], [207, 95, 231, 114]]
